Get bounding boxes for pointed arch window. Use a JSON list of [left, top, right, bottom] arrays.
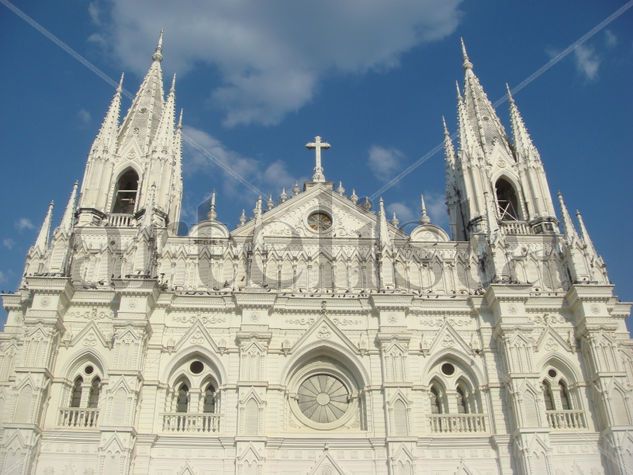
[[176, 383, 189, 413], [430, 385, 444, 414], [112, 169, 139, 214], [203, 383, 216, 413], [70, 376, 83, 408], [559, 381, 572, 410], [88, 377, 101, 408], [495, 178, 521, 221], [542, 380, 555, 411], [456, 385, 469, 414]]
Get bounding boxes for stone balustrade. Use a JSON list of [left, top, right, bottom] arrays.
[[161, 412, 221, 433], [58, 407, 99, 428], [546, 409, 587, 430], [429, 413, 487, 434]]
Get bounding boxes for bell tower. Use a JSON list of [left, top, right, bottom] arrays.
[[444, 41, 558, 240], [77, 31, 183, 229]]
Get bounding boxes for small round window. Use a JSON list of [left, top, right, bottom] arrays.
[[441, 363, 455, 376], [307, 211, 332, 232], [190, 361, 204, 374]]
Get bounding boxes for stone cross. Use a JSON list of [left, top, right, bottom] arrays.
[[306, 136, 331, 183]]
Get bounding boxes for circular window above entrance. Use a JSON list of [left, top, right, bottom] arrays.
[[307, 211, 332, 232], [298, 374, 349, 423]]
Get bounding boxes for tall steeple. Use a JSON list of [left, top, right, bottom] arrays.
[[557, 192, 578, 242], [576, 210, 597, 257], [506, 85, 539, 161], [460, 39, 510, 152], [48, 182, 79, 274], [89, 74, 123, 157], [33, 201, 54, 254], [118, 31, 165, 155]]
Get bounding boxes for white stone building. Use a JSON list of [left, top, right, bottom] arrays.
[[0, 35, 631, 475]]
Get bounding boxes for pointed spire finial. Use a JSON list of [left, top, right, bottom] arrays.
[[58, 181, 79, 234], [557, 191, 578, 242], [208, 191, 217, 221], [152, 29, 164, 62], [177, 108, 184, 129], [280, 187, 288, 203], [505, 83, 515, 104], [267, 194, 274, 211], [117, 72, 125, 93], [391, 211, 399, 227], [350, 188, 358, 204], [461, 37, 473, 70], [337, 181, 345, 196], [420, 194, 431, 224], [292, 181, 300, 196], [33, 201, 54, 253], [239, 209, 247, 226], [170, 73, 176, 93], [576, 209, 597, 256]]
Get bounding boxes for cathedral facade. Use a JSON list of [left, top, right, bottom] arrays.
[[0, 35, 631, 475]]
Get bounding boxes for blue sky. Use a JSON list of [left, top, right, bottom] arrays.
[[0, 1, 632, 324]]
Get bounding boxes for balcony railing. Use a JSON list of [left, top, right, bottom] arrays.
[[106, 213, 135, 227], [429, 413, 486, 434], [500, 221, 532, 235], [162, 412, 220, 433], [546, 409, 587, 430], [59, 407, 99, 428]]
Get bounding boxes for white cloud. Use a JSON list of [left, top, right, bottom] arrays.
[[88, 2, 102, 26], [77, 108, 92, 126], [2, 238, 14, 250], [182, 126, 304, 203], [95, 0, 462, 126], [604, 30, 618, 48], [368, 145, 405, 182], [15, 218, 34, 231], [574, 44, 600, 81]]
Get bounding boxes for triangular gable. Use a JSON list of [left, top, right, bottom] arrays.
[[239, 387, 265, 405], [290, 314, 358, 355], [174, 320, 219, 352], [308, 450, 346, 475], [237, 444, 263, 463], [71, 321, 110, 349], [429, 321, 473, 355], [177, 462, 197, 475], [535, 326, 572, 353], [231, 183, 406, 240], [391, 445, 414, 464], [101, 433, 125, 454], [4, 430, 26, 452]]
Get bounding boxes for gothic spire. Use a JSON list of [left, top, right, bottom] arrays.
[[378, 197, 392, 249], [442, 116, 456, 188], [33, 201, 54, 254], [456, 81, 479, 157], [57, 181, 78, 236], [506, 84, 540, 162], [118, 31, 165, 154], [89, 73, 123, 156], [152, 73, 176, 151], [576, 210, 597, 257], [460, 40, 509, 151], [208, 191, 217, 221], [557, 192, 578, 242], [420, 194, 431, 224]]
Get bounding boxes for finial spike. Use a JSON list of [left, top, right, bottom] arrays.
[[505, 83, 515, 103], [170, 73, 176, 93], [420, 194, 431, 224], [207, 191, 217, 221], [117, 72, 125, 93], [239, 209, 247, 226], [152, 29, 164, 62], [557, 191, 578, 241], [460, 37, 473, 70], [177, 108, 184, 129]]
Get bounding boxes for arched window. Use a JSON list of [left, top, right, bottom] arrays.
[[176, 384, 189, 413], [456, 385, 469, 414], [88, 377, 101, 408], [495, 178, 521, 221], [203, 384, 216, 413], [430, 385, 444, 414], [70, 376, 83, 407], [543, 380, 555, 411], [112, 169, 139, 214], [559, 381, 572, 410]]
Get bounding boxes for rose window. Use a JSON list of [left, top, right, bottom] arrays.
[[297, 374, 350, 423]]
